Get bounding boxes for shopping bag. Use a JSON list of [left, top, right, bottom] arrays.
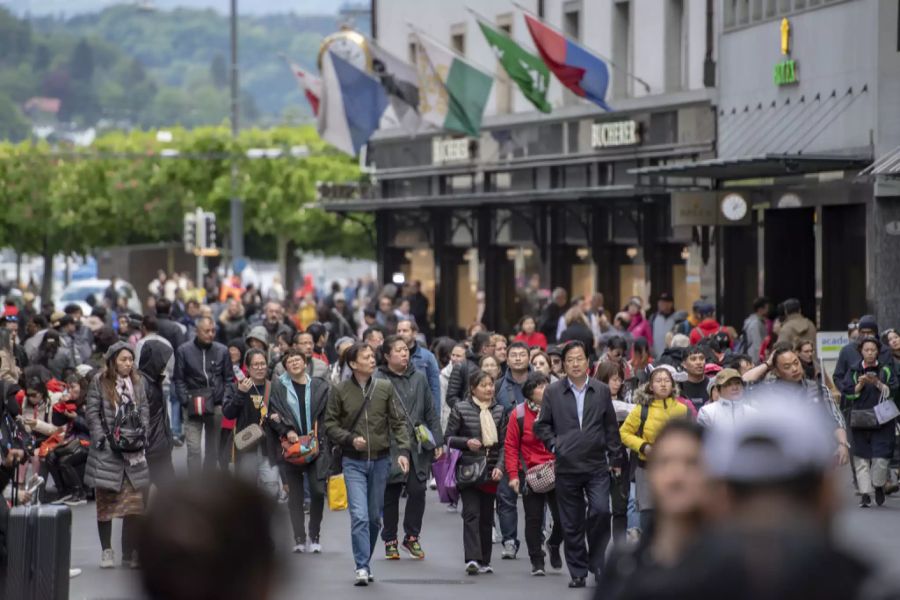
[[327, 473, 348, 511], [875, 399, 900, 425], [433, 448, 460, 504]]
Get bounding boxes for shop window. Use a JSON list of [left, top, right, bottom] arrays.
[[564, 164, 589, 188], [526, 123, 563, 156], [619, 262, 647, 313], [597, 162, 613, 185], [571, 248, 595, 301], [457, 250, 480, 328], [402, 248, 436, 322], [451, 23, 466, 55]]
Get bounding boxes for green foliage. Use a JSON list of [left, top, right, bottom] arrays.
[[0, 125, 373, 260]]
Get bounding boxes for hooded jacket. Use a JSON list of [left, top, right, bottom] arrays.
[[138, 339, 174, 459], [374, 363, 443, 483], [689, 318, 726, 345], [84, 357, 151, 492]]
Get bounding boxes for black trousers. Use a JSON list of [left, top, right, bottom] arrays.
[[45, 445, 88, 496], [283, 463, 324, 543], [522, 489, 563, 566], [382, 471, 427, 542], [555, 470, 611, 579], [600, 469, 630, 552], [460, 487, 495, 564]]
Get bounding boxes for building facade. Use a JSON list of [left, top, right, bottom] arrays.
[[320, 0, 900, 336], [323, 0, 719, 336], [637, 0, 900, 330]]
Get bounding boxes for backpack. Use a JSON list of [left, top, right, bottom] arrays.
[[101, 399, 146, 454]]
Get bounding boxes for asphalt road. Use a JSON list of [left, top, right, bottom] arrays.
[[64, 455, 900, 600]]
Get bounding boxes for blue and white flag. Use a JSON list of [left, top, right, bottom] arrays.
[[317, 51, 389, 156]]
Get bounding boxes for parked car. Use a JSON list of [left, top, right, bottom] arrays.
[[57, 279, 142, 316]]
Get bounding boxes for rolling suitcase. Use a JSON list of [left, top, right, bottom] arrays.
[[5, 504, 72, 600]]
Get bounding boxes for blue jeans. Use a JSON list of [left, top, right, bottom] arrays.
[[496, 475, 519, 544], [169, 388, 183, 437], [343, 456, 391, 571]]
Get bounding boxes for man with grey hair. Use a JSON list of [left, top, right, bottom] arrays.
[[173, 316, 232, 474]]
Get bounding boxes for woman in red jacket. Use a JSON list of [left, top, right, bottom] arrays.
[[504, 372, 562, 577], [513, 316, 548, 351]]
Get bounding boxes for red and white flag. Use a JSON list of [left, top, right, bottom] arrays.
[[289, 61, 322, 116]]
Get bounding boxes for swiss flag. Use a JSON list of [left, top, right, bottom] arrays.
[[289, 62, 322, 116]]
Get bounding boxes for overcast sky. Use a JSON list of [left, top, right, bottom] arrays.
[[2, 0, 345, 17]]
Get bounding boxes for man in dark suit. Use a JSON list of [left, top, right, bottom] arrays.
[[534, 341, 623, 588]]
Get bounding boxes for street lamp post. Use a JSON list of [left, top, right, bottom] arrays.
[[229, 0, 243, 273]]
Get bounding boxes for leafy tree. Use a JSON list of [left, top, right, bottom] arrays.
[[0, 97, 30, 141], [70, 38, 95, 82]]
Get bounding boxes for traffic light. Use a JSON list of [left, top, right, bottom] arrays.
[[203, 212, 217, 249], [183, 212, 196, 252]]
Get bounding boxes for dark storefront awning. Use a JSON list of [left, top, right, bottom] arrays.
[[860, 146, 900, 178], [629, 153, 871, 180], [317, 184, 670, 212]]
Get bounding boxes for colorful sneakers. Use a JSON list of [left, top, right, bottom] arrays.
[[402, 536, 425, 559], [385, 540, 400, 560]]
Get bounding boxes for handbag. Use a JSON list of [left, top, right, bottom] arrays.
[[455, 452, 488, 488], [851, 408, 880, 429], [388, 381, 437, 453], [875, 400, 900, 425], [525, 460, 556, 494], [327, 473, 348, 511], [234, 382, 270, 452], [432, 448, 461, 504], [330, 379, 376, 475], [186, 387, 214, 417], [281, 379, 319, 466]]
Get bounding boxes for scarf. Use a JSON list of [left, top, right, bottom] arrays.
[[472, 396, 498, 447], [115, 374, 146, 467]]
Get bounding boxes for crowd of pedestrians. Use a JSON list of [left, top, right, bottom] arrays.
[[0, 272, 898, 597]]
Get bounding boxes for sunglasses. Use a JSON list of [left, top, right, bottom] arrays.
[[848, 323, 859, 330]]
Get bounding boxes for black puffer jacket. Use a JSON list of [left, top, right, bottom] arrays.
[[173, 338, 232, 408], [444, 396, 507, 477], [138, 339, 174, 459]]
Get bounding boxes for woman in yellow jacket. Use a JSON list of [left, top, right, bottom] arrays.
[[619, 366, 688, 534]]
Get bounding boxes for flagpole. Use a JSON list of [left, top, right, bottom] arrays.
[[510, 0, 651, 94]]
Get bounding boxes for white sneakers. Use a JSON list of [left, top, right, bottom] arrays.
[[308, 541, 322, 553], [465, 560, 479, 575], [292, 541, 307, 553], [100, 549, 115, 569], [354, 568, 370, 586]]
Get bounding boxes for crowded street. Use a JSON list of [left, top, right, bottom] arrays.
[[4, 0, 900, 599], [63, 449, 900, 599]]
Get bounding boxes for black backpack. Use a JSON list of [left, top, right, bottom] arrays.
[[101, 399, 146, 454]]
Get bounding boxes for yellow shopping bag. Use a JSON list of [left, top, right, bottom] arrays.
[[327, 473, 348, 511]]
